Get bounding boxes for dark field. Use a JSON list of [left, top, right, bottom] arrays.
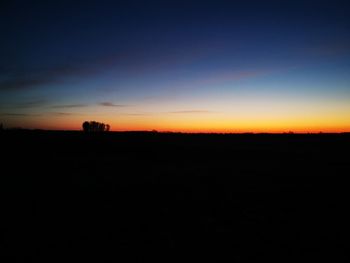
[[1, 131, 349, 261]]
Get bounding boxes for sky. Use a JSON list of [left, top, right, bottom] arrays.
[[1, 0, 350, 132]]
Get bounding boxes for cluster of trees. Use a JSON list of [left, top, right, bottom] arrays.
[[82, 121, 110, 132]]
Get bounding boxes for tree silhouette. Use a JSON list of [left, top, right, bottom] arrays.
[[82, 121, 110, 132], [82, 121, 90, 132]]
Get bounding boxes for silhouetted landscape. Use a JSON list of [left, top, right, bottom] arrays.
[[2, 130, 349, 261]]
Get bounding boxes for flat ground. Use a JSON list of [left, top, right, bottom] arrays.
[[1, 131, 349, 261]]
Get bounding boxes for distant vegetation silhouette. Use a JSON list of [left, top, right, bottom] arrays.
[[82, 121, 110, 132]]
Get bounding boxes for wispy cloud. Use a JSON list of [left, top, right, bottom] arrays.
[[0, 44, 218, 91], [0, 113, 41, 117], [0, 48, 152, 91], [0, 99, 48, 109], [50, 112, 73, 116], [16, 99, 48, 108], [51, 104, 88, 109], [98, 102, 127, 107], [0, 43, 271, 92], [0, 74, 55, 91], [0, 62, 102, 91]]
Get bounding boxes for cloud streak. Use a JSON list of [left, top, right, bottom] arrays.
[[50, 112, 74, 116], [0, 75, 54, 91], [98, 102, 127, 107], [0, 47, 160, 91], [0, 61, 104, 91], [0, 99, 48, 109], [50, 104, 88, 109], [0, 43, 228, 91], [0, 113, 41, 117], [16, 99, 48, 108]]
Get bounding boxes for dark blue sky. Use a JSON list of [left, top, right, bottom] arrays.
[[1, 0, 350, 131]]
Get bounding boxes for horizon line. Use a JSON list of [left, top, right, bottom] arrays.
[[2, 128, 350, 135]]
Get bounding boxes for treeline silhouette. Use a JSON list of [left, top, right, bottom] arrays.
[[82, 121, 110, 132]]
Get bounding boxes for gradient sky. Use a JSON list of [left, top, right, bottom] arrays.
[[1, 0, 350, 132]]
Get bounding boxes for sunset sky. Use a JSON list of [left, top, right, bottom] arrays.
[[1, 0, 350, 132]]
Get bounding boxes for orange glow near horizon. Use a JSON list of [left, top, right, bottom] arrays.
[[11, 114, 349, 133], [3, 91, 350, 133]]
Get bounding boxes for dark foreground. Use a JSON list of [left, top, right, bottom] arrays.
[[1, 131, 349, 261]]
